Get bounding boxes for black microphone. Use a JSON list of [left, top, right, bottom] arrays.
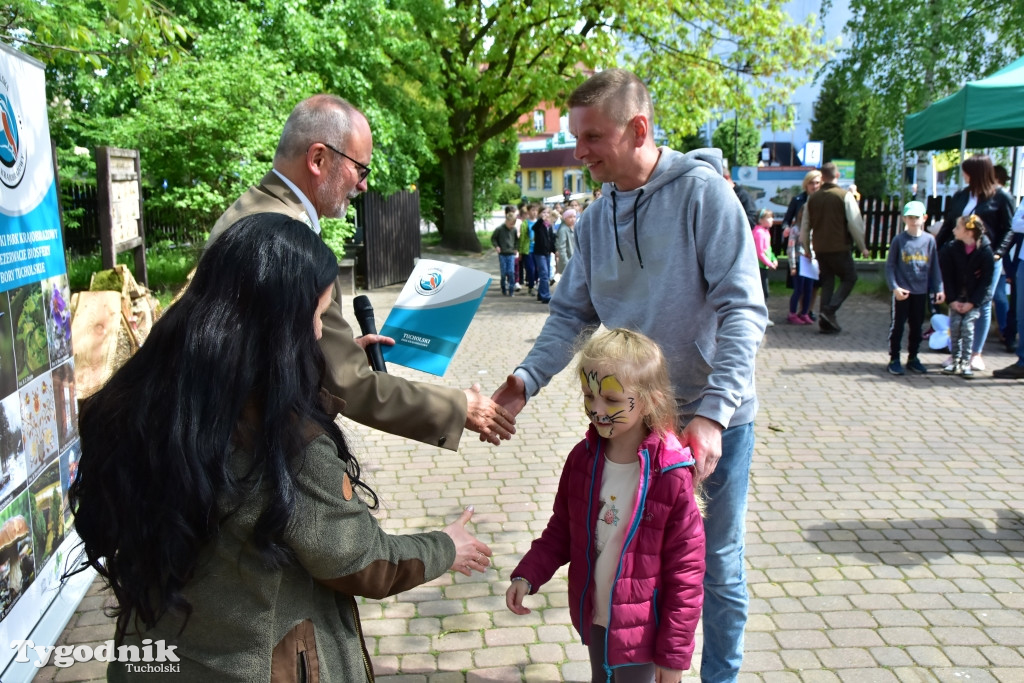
[[352, 295, 387, 373]]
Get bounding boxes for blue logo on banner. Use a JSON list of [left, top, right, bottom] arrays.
[[0, 90, 27, 188], [415, 269, 445, 296]]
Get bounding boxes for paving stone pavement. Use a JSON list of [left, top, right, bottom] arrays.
[[31, 247, 1024, 682]]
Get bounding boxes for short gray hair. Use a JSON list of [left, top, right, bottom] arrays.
[[567, 69, 654, 126], [275, 94, 361, 161]]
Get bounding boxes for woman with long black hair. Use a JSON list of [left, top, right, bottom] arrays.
[[68, 213, 490, 681]]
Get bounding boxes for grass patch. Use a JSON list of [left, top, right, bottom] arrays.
[[67, 240, 202, 308]]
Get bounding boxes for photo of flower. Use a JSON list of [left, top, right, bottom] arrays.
[[59, 442, 80, 528], [18, 373, 58, 480], [41, 275, 72, 365]]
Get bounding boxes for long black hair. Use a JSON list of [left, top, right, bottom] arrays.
[[67, 213, 369, 640]]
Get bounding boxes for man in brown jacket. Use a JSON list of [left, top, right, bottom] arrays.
[[799, 162, 870, 334], [210, 94, 515, 449]]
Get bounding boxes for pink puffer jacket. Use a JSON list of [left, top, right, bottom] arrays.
[[512, 426, 705, 674]]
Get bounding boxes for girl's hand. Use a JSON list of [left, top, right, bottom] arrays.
[[443, 506, 492, 576], [505, 580, 531, 615], [655, 665, 683, 683]]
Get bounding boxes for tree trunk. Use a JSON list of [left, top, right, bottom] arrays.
[[439, 147, 482, 252]]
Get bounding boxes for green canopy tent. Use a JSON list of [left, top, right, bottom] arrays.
[[904, 55, 1024, 152]]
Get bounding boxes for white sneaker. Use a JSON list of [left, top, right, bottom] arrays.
[[942, 355, 953, 367], [765, 318, 775, 327], [970, 354, 985, 371], [514, 283, 522, 291]]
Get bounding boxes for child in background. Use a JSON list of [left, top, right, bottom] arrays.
[[506, 328, 705, 683], [885, 201, 945, 375], [786, 214, 814, 325], [753, 209, 778, 326], [939, 214, 995, 378], [490, 206, 519, 296]]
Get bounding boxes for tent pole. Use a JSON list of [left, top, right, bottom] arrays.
[[959, 130, 967, 189], [1012, 146, 1019, 198]]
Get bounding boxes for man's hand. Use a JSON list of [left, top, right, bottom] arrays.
[[860, 248, 870, 259], [354, 334, 395, 352], [894, 287, 910, 301], [934, 291, 946, 304], [491, 374, 527, 417], [464, 384, 516, 445], [682, 416, 724, 482]]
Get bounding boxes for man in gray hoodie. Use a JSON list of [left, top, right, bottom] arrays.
[[492, 70, 768, 682]]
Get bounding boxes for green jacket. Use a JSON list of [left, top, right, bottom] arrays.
[[108, 430, 455, 682], [490, 225, 518, 255]]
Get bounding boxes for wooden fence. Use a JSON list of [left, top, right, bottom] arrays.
[[61, 182, 214, 253]]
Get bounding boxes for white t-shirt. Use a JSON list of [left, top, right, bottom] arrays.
[[591, 457, 640, 627]]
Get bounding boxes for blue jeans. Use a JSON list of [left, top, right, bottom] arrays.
[[994, 269, 1009, 337], [1016, 257, 1024, 364], [972, 259, 1002, 354], [535, 253, 551, 301], [700, 421, 754, 683], [498, 254, 515, 294], [522, 252, 537, 289]]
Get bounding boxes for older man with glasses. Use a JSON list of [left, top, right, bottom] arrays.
[[209, 94, 516, 451]]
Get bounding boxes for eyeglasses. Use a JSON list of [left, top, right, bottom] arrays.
[[320, 142, 371, 182]]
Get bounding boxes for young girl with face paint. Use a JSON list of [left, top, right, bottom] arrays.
[[506, 328, 706, 683]]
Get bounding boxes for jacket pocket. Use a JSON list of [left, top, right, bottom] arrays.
[[271, 619, 321, 683]]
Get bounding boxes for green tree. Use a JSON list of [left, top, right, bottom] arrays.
[[824, 0, 1024, 183], [712, 118, 761, 168], [380, 0, 833, 251], [0, 404, 18, 461], [808, 68, 885, 197], [1, 0, 189, 82]]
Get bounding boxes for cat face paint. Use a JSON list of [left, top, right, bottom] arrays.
[[580, 366, 644, 442]]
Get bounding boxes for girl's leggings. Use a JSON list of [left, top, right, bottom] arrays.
[[790, 275, 813, 315]]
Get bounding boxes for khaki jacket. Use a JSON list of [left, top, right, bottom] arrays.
[[108, 419, 456, 682], [208, 171, 467, 450]]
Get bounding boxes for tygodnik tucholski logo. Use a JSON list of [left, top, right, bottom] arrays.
[[0, 72, 27, 190], [10, 638, 181, 672]]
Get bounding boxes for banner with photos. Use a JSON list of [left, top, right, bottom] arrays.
[[0, 44, 82, 673]]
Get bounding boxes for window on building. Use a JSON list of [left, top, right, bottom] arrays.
[[515, 171, 522, 188], [543, 170, 552, 190], [528, 171, 537, 190], [534, 110, 545, 132], [563, 173, 572, 193]]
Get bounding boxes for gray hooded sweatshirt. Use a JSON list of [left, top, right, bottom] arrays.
[[513, 147, 767, 429]]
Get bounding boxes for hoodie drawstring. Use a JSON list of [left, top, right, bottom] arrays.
[[610, 189, 645, 269]]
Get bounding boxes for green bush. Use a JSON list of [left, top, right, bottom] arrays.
[[320, 218, 356, 260], [494, 182, 523, 206]]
